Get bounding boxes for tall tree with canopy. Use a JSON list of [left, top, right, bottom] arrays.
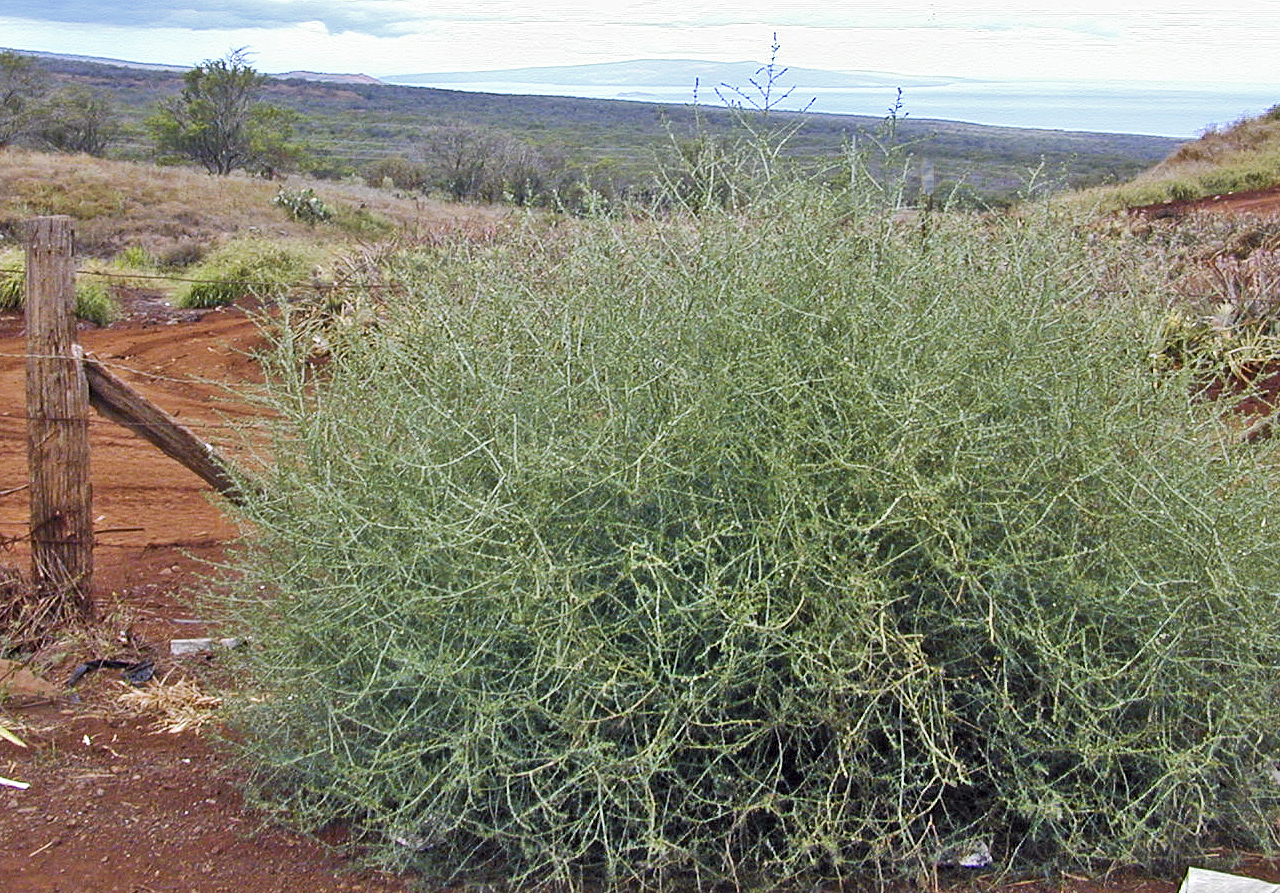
[[149, 48, 300, 176]]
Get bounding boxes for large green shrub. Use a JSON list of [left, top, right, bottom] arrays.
[[220, 182, 1280, 889]]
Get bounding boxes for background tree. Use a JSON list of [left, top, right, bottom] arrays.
[[417, 124, 567, 206], [244, 104, 307, 178], [0, 50, 43, 147], [35, 86, 119, 156], [148, 48, 300, 175], [419, 125, 501, 201]]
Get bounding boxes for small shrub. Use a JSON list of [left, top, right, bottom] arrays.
[[273, 187, 332, 225], [158, 241, 206, 269], [174, 238, 320, 309]]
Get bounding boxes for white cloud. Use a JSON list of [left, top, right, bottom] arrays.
[[0, 1, 1276, 84]]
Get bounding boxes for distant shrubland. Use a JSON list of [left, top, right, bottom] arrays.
[[8, 50, 1179, 208]]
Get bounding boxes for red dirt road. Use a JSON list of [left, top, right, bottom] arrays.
[[1129, 184, 1280, 220]]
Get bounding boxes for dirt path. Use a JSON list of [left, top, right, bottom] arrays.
[[1129, 183, 1280, 219]]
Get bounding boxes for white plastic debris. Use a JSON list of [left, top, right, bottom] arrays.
[[170, 637, 244, 656], [935, 838, 992, 869], [1179, 868, 1280, 893]]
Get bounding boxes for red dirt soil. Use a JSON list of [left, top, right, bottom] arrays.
[[0, 295, 417, 892], [1128, 184, 1280, 220], [0, 290, 1276, 893]]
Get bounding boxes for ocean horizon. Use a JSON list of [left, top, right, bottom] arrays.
[[383, 77, 1277, 138]]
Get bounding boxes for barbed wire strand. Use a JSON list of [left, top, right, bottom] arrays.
[[0, 346, 276, 391], [0, 265, 408, 292]]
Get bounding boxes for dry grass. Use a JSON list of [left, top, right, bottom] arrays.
[[115, 674, 222, 735], [1160, 111, 1280, 170], [1068, 107, 1280, 211], [0, 147, 509, 258]]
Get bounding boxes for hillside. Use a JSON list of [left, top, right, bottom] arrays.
[[24, 51, 1180, 205], [0, 147, 504, 258], [1072, 104, 1280, 211]]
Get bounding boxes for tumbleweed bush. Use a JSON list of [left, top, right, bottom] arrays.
[[222, 174, 1280, 890]]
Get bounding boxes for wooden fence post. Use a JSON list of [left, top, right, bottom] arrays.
[[24, 215, 94, 619]]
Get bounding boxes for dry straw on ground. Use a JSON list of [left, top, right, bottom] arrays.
[[115, 675, 222, 735]]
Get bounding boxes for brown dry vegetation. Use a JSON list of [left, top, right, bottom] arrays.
[[1162, 112, 1280, 168], [0, 147, 508, 258]]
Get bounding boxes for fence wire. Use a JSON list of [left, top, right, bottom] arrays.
[[0, 265, 407, 292]]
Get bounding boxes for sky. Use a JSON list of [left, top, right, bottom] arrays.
[[1, 1, 1278, 85]]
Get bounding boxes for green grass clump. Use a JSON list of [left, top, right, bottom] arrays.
[[0, 250, 22, 310], [329, 203, 396, 238], [220, 176, 1280, 890], [174, 238, 321, 309], [0, 250, 118, 323], [72, 278, 118, 325], [115, 244, 155, 269], [0, 273, 22, 310]]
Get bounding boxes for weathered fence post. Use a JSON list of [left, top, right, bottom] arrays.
[[24, 215, 94, 619]]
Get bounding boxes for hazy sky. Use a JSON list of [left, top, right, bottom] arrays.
[[2, 1, 1277, 83]]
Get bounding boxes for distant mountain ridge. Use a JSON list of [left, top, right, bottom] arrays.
[[2, 47, 186, 72], [274, 71, 383, 86], [388, 59, 956, 89]]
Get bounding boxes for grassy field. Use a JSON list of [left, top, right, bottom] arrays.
[[0, 146, 507, 257]]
